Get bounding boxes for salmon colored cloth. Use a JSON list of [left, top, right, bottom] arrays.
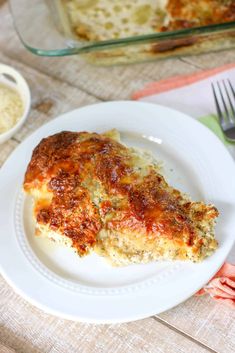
[[196, 264, 235, 307], [132, 62, 235, 308], [132, 62, 235, 100]]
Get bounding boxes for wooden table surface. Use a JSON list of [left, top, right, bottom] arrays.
[[0, 2, 235, 353]]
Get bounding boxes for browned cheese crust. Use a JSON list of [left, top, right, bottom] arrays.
[[24, 131, 218, 262], [164, 0, 235, 31]]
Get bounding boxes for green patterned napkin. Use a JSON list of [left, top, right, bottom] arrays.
[[199, 115, 233, 146]]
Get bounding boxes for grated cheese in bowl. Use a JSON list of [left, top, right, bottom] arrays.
[[0, 83, 24, 135]]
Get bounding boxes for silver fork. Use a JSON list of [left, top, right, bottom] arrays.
[[212, 79, 235, 141]]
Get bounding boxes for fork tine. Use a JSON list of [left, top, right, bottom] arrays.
[[223, 79, 235, 122], [217, 81, 230, 120], [228, 79, 235, 99], [211, 83, 224, 126]]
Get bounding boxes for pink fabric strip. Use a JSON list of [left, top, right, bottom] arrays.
[[132, 62, 235, 100]]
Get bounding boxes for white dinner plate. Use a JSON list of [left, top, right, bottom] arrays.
[[1, 101, 235, 323]]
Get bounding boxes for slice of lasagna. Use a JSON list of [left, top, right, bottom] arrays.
[[23, 130, 218, 266]]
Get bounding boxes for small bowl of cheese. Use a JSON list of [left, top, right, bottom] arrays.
[[0, 63, 30, 144]]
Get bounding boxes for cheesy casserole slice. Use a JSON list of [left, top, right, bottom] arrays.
[[24, 130, 218, 266]]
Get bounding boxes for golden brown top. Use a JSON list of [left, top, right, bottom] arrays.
[[164, 0, 235, 30], [24, 131, 218, 255]]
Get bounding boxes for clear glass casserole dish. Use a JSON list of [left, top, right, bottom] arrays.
[[9, 0, 235, 65]]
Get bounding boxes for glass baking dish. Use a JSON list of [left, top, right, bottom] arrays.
[[10, 0, 235, 65]]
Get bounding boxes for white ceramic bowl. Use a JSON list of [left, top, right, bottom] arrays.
[[0, 63, 31, 144]]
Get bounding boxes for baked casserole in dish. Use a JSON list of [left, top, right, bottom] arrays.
[[10, 0, 235, 64]]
